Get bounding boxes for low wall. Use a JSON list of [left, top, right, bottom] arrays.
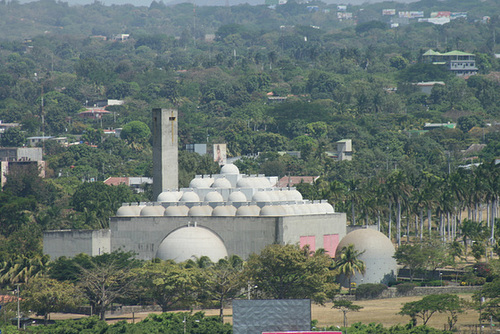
[[376, 285, 481, 299]]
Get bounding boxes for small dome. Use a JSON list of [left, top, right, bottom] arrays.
[[336, 228, 397, 287], [212, 178, 232, 189], [140, 205, 165, 216], [286, 190, 303, 201], [321, 202, 335, 213], [204, 191, 224, 202], [116, 205, 137, 217], [252, 191, 270, 202], [236, 205, 261, 216], [228, 191, 248, 202], [189, 205, 213, 216], [156, 226, 228, 262], [212, 205, 237, 216], [157, 192, 179, 202], [282, 204, 294, 216], [256, 177, 272, 188], [236, 178, 253, 188], [260, 205, 286, 216], [132, 205, 144, 215], [189, 178, 208, 189], [180, 192, 200, 202], [220, 164, 239, 175], [164, 205, 189, 216]]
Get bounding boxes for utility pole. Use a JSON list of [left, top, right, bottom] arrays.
[[16, 284, 20, 329]]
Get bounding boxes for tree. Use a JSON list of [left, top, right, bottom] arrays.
[[120, 121, 151, 149], [399, 294, 465, 327], [23, 276, 84, 324], [334, 244, 366, 294], [0, 127, 25, 147], [136, 260, 201, 313], [245, 244, 337, 303], [332, 299, 363, 328], [475, 278, 500, 322], [202, 255, 245, 320]]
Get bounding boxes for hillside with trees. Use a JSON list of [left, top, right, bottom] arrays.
[[1, 0, 500, 331]]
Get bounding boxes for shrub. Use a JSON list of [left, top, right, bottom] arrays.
[[396, 283, 416, 295], [355, 283, 387, 300]]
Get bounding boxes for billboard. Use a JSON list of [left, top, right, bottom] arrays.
[[410, 11, 424, 18], [337, 5, 346, 11], [213, 144, 227, 166], [233, 299, 311, 334], [430, 11, 451, 18], [382, 9, 396, 15]]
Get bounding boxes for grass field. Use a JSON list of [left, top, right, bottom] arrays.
[[47, 294, 490, 332]]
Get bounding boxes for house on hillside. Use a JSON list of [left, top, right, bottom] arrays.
[[422, 49, 478, 76]]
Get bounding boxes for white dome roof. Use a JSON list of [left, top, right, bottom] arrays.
[[164, 205, 189, 216], [189, 178, 208, 189], [252, 191, 270, 202], [236, 178, 253, 188], [180, 192, 200, 202], [204, 191, 224, 202], [321, 202, 335, 213], [132, 205, 144, 215], [286, 190, 303, 201], [116, 205, 137, 216], [260, 205, 286, 216], [236, 205, 261, 216], [220, 164, 239, 175], [140, 205, 165, 216], [188, 205, 213, 216], [212, 205, 237, 216], [228, 191, 247, 202], [157, 192, 180, 202], [212, 177, 232, 189], [156, 226, 228, 262]]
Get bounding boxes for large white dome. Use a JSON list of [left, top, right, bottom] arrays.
[[156, 226, 228, 262], [335, 228, 397, 287]]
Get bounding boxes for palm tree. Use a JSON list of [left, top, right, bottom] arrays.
[[334, 244, 366, 294], [387, 170, 412, 245]]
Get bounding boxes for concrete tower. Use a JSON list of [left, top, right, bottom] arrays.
[[152, 108, 178, 199]]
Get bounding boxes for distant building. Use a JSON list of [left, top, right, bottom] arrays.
[[0, 147, 45, 188], [104, 176, 153, 193], [423, 122, 456, 131], [277, 175, 319, 188], [422, 49, 478, 76], [326, 139, 353, 161], [414, 81, 445, 95], [0, 121, 20, 134], [186, 143, 207, 155], [78, 108, 111, 120], [26, 136, 67, 147]]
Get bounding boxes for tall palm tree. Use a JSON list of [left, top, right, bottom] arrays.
[[334, 244, 366, 294], [387, 170, 412, 245]]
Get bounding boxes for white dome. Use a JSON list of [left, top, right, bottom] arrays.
[[164, 205, 189, 216], [236, 205, 261, 216], [267, 191, 279, 201], [220, 164, 239, 175], [212, 178, 232, 189], [286, 190, 303, 201], [236, 178, 253, 188], [157, 192, 180, 203], [228, 191, 247, 202], [260, 205, 286, 216], [140, 205, 165, 216], [212, 205, 237, 216], [180, 192, 200, 202], [189, 178, 208, 189], [256, 177, 272, 188], [116, 205, 137, 216], [252, 191, 270, 202], [321, 202, 335, 213], [156, 226, 228, 262], [336, 228, 397, 287], [282, 204, 294, 216], [132, 205, 144, 215], [204, 191, 224, 202], [189, 205, 213, 216]]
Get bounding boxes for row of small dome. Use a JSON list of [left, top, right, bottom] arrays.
[[116, 202, 334, 217], [157, 190, 303, 203], [188, 176, 273, 189]]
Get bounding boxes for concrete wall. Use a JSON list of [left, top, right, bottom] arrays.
[[110, 213, 346, 260], [43, 229, 111, 260]]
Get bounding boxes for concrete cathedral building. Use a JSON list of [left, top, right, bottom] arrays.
[[43, 109, 347, 262]]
